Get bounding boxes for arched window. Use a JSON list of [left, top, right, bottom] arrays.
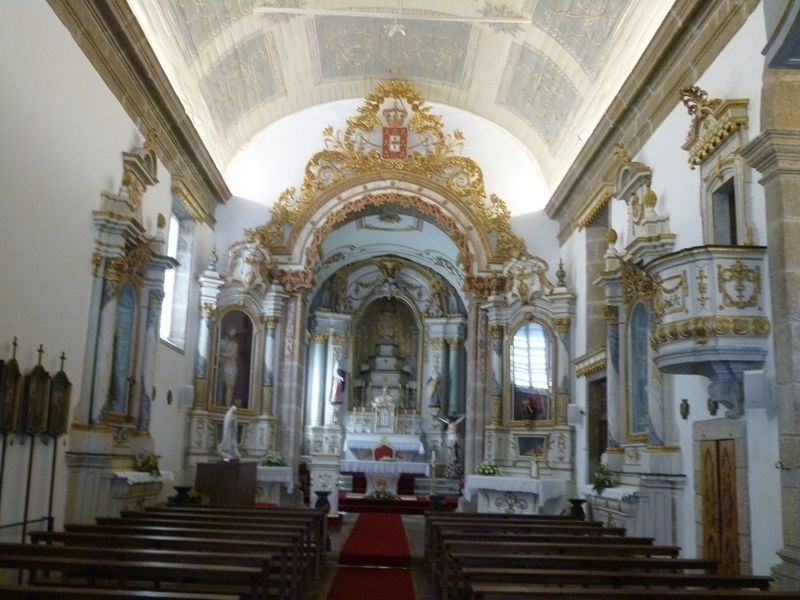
[[510, 322, 553, 422]]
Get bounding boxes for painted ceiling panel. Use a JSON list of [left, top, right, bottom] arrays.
[[532, 0, 631, 77], [128, 0, 675, 206], [498, 43, 578, 146], [311, 15, 476, 87], [201, 32, 285, 128]]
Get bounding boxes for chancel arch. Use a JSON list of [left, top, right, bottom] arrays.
[[198, 81, 576, 514]]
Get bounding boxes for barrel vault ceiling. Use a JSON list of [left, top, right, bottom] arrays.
[[127, 1, 674, 204]]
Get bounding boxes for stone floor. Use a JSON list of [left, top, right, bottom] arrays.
[[304, 512, 436, 599]]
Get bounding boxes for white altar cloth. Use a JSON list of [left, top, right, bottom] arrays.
[[463, 475, 566, 514], [341, 460, 429, 495], [256, 466, 294, 504], [342, 434, 424, 454]]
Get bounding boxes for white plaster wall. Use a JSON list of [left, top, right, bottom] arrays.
[[0, 1, 205, 529]]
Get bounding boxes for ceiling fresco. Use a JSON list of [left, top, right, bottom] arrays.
[[128, 0, 673, 204]]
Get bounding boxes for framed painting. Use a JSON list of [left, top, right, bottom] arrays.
[[516, 434, 549, 461], [213, 309, 254, 410]]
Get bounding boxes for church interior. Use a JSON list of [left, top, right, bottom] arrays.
[[2, 0, 800, 597]]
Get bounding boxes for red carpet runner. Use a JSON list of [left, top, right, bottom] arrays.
[[327, 513, 416, 599]]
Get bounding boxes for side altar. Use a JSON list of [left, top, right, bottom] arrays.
[[463, 474, 566, 515]]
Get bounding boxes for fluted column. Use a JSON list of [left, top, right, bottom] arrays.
[[447, 337, 461, 416], [307, 332, 328, 427], [489, 325, 504, 425], [604, 305, 621, 449], [262, 316, 279, 416]]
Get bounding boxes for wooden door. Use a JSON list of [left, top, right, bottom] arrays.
[[700, 439, 739, 575]]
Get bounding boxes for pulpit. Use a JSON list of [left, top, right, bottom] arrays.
[[195, 461, 257, 506], [463, 475, 566, 515]]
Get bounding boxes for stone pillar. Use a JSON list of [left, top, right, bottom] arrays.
[[741, 66, 800, 587], [586, 214, 609, 350], [91, 278, 119, 423]]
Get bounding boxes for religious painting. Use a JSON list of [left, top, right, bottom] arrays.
[[0, 356, 21, 433], [108, 282, 137, 415], [47, 367, 72, 436], [21, 364, 50, 435], [628, 303, 650, 439], [509, 321, 553, 423], [516, 434, 549, 461], [213, 309, 254, 410]]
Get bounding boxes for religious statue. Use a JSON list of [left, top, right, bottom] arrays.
[[217, 403, 241, 461], [426, 370, 441, 407], [329, 360, 345, 404]]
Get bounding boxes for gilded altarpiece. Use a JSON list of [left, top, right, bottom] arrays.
[[66, 141, 177, 523]]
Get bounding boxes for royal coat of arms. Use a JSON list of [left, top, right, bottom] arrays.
[[381, 102, 408, 160]]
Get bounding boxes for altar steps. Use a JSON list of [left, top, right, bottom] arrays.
[[338, 493, 459, 514]]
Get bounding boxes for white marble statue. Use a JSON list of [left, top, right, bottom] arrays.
[[217, 403, 241, 461]]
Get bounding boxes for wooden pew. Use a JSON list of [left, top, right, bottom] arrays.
[[0, 542, 274, 598], [467, 584, 800, 599], [424, 513, 602, 558], [141, 506, 327, 575], [0, 553, 265, 599], [427, 519, 629, 579], [459, 566, 773, 599], [442, 553, 718, 599], [0, 584, 238, 598], [93, 516, 313, 581], [30, 531, 296, 600]]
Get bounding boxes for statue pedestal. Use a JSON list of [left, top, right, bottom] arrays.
[[195, 461, 257, 506]]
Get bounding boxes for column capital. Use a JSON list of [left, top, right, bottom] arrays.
[[312, 332, 328, 344], [741, 128, 800, 185]]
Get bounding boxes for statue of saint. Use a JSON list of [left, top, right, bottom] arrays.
[[217, 403, 241, 461]]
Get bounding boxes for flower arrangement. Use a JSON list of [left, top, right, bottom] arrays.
[[592, 463, 616, 496], [134, 450, 161, 477], [476, 461, 500, 476], [260, 449, 287, 466], [378, 456, 396, 462]]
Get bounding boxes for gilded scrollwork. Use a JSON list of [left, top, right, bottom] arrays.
[[650, 316, 770, 348], [106, 242, 153, 295], [503, 254, 554, 304], [653, 272, 688, 318], [679, 86, 749, 169], [251, 80, 525, 262], [717, 260, 761, 310], [621, 259, 657, 309]]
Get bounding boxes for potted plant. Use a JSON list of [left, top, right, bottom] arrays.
[[260, 449, 287, 466], [476, 461, 501, 476], [592, 463, 616, 496]]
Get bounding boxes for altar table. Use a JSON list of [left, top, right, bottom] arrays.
[[341, 460, 430, 496], [255, 466, 294, 505], [342, 433, 424, 460], [463, 475, 566, 514]]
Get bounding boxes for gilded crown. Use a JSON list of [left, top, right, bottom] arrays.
[[383, 102, 407, 127]]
